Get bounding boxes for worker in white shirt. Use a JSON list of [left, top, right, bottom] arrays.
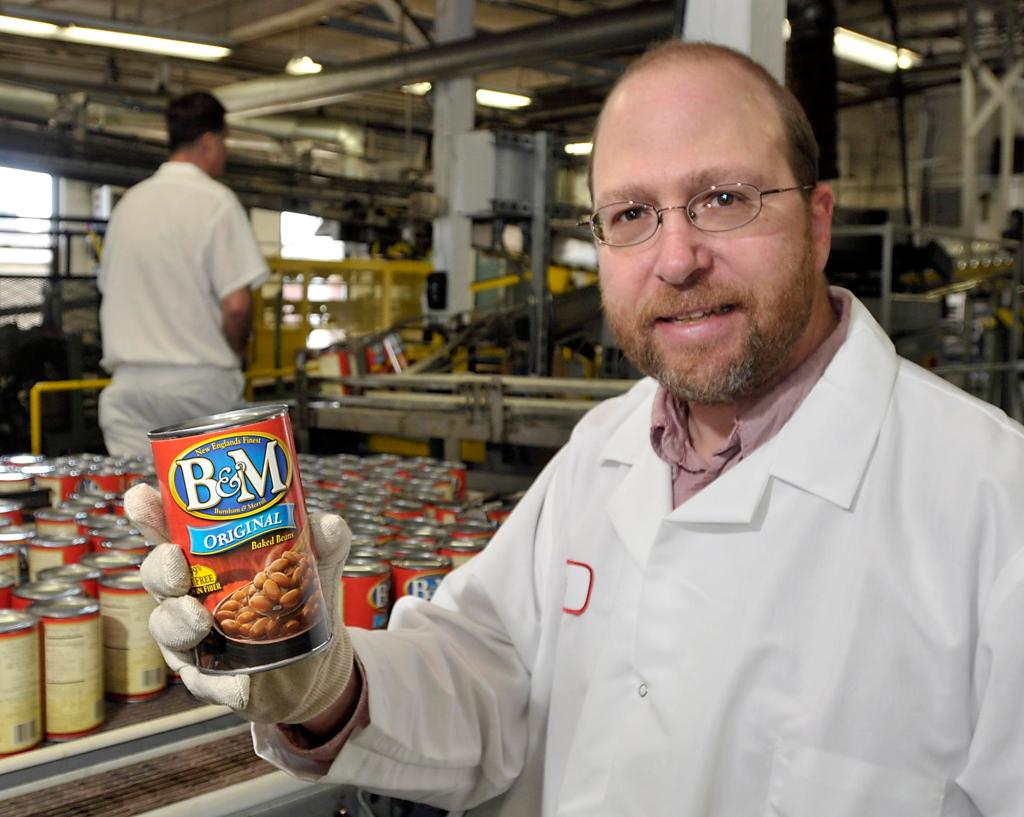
[[130, 41, 1024, 817], [98, 91, 268, 458]]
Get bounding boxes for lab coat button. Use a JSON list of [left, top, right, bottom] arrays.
[[638, 683, 648, 698]]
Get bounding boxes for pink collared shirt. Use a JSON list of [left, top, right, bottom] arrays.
[[651, 289, 852, 508]]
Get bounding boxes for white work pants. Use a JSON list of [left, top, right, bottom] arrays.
[[99, 364, 245, 458]]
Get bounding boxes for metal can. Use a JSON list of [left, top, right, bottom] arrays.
[[437, 538, 488, 568], [81, 550, 146, 575], [0, 501, 25, 526], [99, 572, 167, 702], [450, 521, 496, 542], [0, 471, 32, 494], [38, 562, 104, 597], [341, 559, 390, 629], [149, 404, 331, 674], [12, 579, 84, 611], [33, 508, 85, 540], [391, 555, 452, 603], [440, 460, 468, 499], [0, 573, 13, 606], [0, 542, 22, 586], [1, 453, 45, 468], [34, 469, 82, 507], [29, 596, 104, 740], [96, 533, 151, 557], [0, 610, 42, 756], [27, 536, 90, 582], [78, 469, 124, 495]]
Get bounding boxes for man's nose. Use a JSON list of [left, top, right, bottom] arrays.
[[653, 207, 710, 286]]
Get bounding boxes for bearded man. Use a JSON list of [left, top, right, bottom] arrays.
[[133, 41, 1024, 817]]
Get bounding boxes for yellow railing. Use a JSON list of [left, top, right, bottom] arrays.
[[29, 378, 111, 455], [29, 368, 297, 454]]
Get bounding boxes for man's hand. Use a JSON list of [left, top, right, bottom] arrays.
[[126, 484, 354, 724]]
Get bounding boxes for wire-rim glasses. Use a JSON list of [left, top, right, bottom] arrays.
[[579, 182, 815, 247]]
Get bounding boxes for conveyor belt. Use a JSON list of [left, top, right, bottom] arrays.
[[0, 730, 271, 817]]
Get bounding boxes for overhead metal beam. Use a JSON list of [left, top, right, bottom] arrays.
[[228, 0, 354, 43], [215, 2, 674, 116]]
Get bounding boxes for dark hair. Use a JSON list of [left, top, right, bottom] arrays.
[[589, 41, 819, 195], [165, 91, 226, 153]]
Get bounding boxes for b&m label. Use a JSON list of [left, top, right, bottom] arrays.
[[150, 406, 332, 675]]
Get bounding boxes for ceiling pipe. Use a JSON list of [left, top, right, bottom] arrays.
[[0, 81, 366, 156], [215, 1, 674, 117]]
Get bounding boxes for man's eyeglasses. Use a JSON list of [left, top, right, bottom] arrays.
[[579, 182, 815, 247]]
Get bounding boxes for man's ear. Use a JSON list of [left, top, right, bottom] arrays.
[[809, 183, 834, 273]]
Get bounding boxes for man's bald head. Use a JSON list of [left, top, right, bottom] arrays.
[[589, 41, 819, 196]]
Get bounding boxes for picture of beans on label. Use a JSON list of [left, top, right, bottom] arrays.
[[213, 542, 324, 642]]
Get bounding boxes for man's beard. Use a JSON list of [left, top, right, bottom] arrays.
[[601, 238, 818, 405]]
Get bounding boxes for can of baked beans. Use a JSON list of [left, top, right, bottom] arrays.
[[450, 521, 496, 542], [0, 573, 14, 606], [38, 562, 104, 597], [0, 610, 42, 756], [98, 572, 167, 702], [96, 533, 151, 557], [391, 554, 452, 602], [12, 579, 84, 611], [149, 404, 331, 674], [34, 469, 82, 507], [78, 469, 124, 495], [0, 471, 32, 494], [437, 538, 487, 568], [30, 596, 104, 740], [27, 536, 89, 582], [0, 542, 22, 586], [341, 559, 390, 629], [0, 501, 25, 526], [81, 550, 145, 575], [34, 508, 85, 540]]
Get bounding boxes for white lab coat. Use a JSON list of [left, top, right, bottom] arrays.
[[256, 293, 1024, 817]]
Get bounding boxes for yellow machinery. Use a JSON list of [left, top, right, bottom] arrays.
[[248, 257, 434, 374]]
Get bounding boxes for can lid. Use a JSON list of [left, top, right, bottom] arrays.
[[439, 539, 487, 552], [0, 609, 36, 634], [392, 554, 452, 569], [0, 572, 15, 588], [148, 404, 290, 440], [14, 580, 84, 601], [30, 536, 88, 548], [99, 571, 143, 591], [343, 559, 389, 576], [38, 563, 103, 582], [0, 527, 33, 545], [0, 501, 25, 512], [81, 550, 145, 569], [29, 596, 100, 618]]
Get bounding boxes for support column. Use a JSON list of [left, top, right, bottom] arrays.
[[683, 0, 786, 80], [430, 0, 475, 319]]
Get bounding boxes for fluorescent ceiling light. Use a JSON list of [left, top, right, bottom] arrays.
[[61, 25, 231, 60], [399, 82, 531, 109], [401, 81, 432, 96], [564, 142, 592, 156], [285, 55, 322, 75], [0, 12, 230, 61], [782, 19, 921, 73], [0, 14, 57, 36], [475, 88, 531, 109], [833, 27, 921, 72]]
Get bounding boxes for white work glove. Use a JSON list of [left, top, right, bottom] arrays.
[[126, 484, 354, 724]]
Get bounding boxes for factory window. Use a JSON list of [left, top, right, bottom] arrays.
[[0, 167, 52, 330], [280, 211, 345, 262], [0, 167, 53, 270]]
